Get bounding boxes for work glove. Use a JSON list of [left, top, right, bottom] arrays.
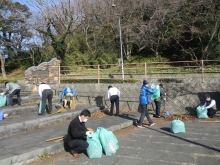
[[201, 106, 205, 110], [85, 131, 92, 137], [0, 93, 4, 96], [156, 85, 159, 89]]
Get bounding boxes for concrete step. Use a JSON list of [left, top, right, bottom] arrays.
[[0, 111, 138, 165], [0, 105, 102, 138]]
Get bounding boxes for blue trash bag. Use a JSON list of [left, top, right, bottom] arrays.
[[151, 84, 160, 100], [164, 111, 171, 119], [38, 100, 48, 114], [96, 127, 119, 156], [86, 132, 103, 158], [0, 95, 7, 107], [170, 119, 186, 134], [196, 106, 208, 119]]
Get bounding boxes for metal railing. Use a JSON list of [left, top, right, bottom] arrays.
[[59, 60, 220, 83]]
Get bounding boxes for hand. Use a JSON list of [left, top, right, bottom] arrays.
[[164, 98, 166, 101], [156, 85, 159, 89], [0, 92, 4, 96]]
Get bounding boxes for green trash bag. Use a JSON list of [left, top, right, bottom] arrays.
[[96, 127, 119, 156], [196, 106, 208, 119], [38, 100, 48, 114], [170, 119, 186, 134], [151, 84, 160, 100], [86, 132, 102, 158]]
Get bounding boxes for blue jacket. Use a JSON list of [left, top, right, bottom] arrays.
[[60, 87, 77, 99], [139, 85, 157, 105]]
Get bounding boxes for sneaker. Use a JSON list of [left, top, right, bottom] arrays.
[[137, 125, 145, 128], [150, 123, 156, 126]]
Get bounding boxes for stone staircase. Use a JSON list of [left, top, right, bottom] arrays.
[[0, 85, 105, 165]]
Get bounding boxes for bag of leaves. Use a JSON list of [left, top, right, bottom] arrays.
[[196, 106, 208, 119], [86, 132, 102, 158], [96, 127, 119, 156], [170, 119, 186, 134]]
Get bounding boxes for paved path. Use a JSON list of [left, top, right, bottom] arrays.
[[29, 118, 220, 165]]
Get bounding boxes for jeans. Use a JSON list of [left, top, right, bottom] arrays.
[[110, 95, 119, 115], [154, 100, 161, 117], [68, 139, 89, 153], [138, 104, 153, 125], [41, 89, 53, 114], [8, 89, 22, 106]]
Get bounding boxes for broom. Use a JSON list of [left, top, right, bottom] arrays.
[[49, 107, 66, 116]]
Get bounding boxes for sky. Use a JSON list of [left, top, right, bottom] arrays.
[[13, 0, 36, 12]]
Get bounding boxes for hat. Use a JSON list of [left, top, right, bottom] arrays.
[[143, 80, 149, 85]]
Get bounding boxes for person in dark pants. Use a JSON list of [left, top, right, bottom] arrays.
[[67, 109, 92, 158], [203, 94, 216, 118], [38, 82, 53, 115], [153, 84, 165, 118], [107, 85, 120, 116], [137, 80, 157, 128], [3, 82, 22, 106]]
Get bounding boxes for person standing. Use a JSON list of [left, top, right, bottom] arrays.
[[3, 82, 22, 106], [60, 87, 77, 109], [137, 80, 157, 128], [38, 82, 53, 115], [203, 94, 216, 118], [67, 109, 92, 158], [153, 84, 165, 118], [108, 85, 120, 116]]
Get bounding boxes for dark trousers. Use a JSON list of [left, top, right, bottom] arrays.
[[154, 100, 161, 117], [207, 108, 216, 118], [41, 89, 53, 114], [8, 89, 21, 106], [138, 104, 153, 125], [110, 95, 119, 115], [68, 139, 89, 153]]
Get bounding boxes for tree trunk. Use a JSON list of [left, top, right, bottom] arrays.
[[0, 52, 7, 79]]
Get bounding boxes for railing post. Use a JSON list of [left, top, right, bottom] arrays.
[[145, 62, 147, 79], [98, 64, 100, 84], [58, 65, 60, 84], [201, 60, 204, 83]]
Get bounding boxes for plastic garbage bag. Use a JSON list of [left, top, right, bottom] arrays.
[[151, 84, 160, 100], [38, 100, 48, 114], [164, 111, 171, 119], [170, 119, 185, 133], [86, 132, 102, 158], [0, 95, 6, 107], [196, 106, 208, 119], [96, 127, 119, 156]]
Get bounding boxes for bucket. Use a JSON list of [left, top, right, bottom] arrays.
[[0, 110, 4, 120]]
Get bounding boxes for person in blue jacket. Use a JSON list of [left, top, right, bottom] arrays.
[[60, 87, 77, 108], [137, 80, 157, 128]]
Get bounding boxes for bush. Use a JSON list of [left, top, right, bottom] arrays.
[[158, 78, 182, 83], [61, 78, 139, 84]]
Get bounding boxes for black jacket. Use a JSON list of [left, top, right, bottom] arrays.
[[67, 116, 88, 143]]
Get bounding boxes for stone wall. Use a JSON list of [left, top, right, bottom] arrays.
[[24, 58, 60, 84], [49, 82, 220, 115]]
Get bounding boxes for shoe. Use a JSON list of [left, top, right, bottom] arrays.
[[71, 150, 80, 158], [150, 123, 156, 126], [115, 114, 119, 116], [156, 116, 161, 118], [137, 125, 145, 128]]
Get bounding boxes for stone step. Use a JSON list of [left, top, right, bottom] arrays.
[[0, 110, 136, 165], [0, 105, 102, 138]]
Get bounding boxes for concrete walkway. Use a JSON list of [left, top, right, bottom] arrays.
[[31, 118, 220, 165]]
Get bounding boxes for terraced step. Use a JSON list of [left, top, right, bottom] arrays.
[[0, 105, 101, 138]]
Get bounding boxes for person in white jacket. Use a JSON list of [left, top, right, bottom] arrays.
[[107, 85, 120, 116], [38, 82, 53, 115], [203, 94, 216, 118]]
